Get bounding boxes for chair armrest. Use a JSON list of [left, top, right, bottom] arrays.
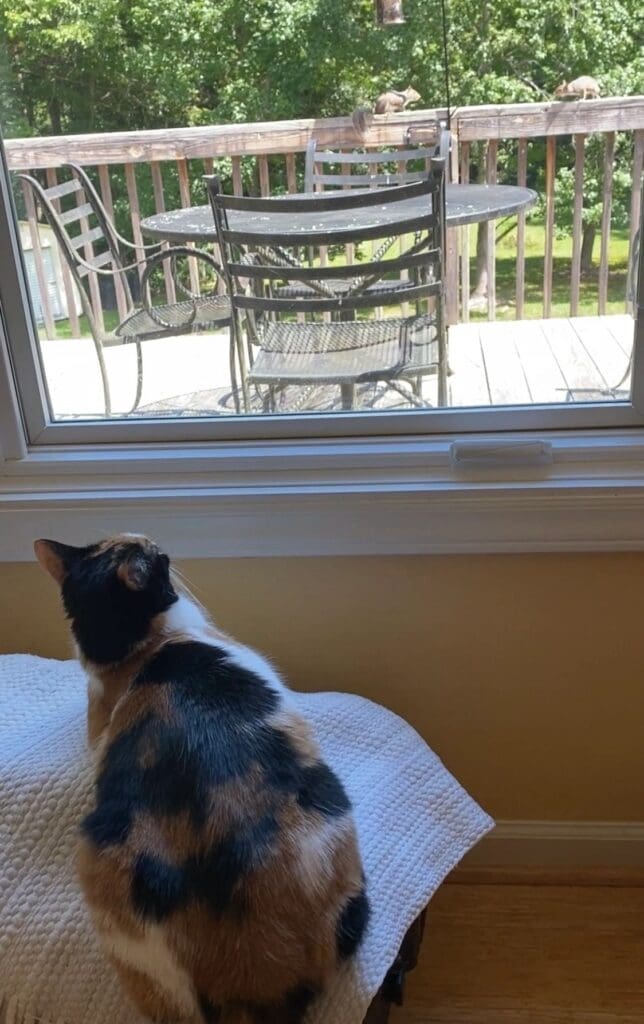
[[140, 245, 222, 329]]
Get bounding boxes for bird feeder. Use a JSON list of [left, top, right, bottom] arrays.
[[375, 0, 405, 25]]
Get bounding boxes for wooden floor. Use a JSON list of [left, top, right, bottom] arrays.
[[40, 314, 634, 418], [443, 314, 633, 407], [399, 882, 644, 1023]]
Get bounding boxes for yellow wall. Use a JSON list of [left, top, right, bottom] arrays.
[[1, 553, 642, 822]]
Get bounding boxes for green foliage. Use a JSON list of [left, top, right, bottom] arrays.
[[0, 0, 642, 243]]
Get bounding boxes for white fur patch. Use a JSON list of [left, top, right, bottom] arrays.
[[101, 921, 197, 1015], [225, 641, 289, 701], [161, 593, 290, 703], [86, 669, 104, 700], [162, 593, 214, 644]]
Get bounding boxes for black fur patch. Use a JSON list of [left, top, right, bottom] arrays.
[[61, 544, 177, 664], [83, 639, 351, 929], [131, 853, 189, 921], [251, 984, 319, 1024], [82, 800, 133, 847], [197, 994, 222, 1023], [297, 762, 351, 818], [83, 644, 290, 846], [134, 642, 280, 721], [187, 814, 279, 915], [336, 888, 370, 959], [82, 716, 154, 846]]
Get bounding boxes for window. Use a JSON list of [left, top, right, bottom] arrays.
[[0, 3, 643, 560]]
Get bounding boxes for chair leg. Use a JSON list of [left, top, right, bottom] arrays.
[[340, 382, 355, 409], [234, 321, 251, 413], [228, 324, 241, 414], [131, 341, 144, 412], [437, 326, 449, 407], [92, 337, 112, 417]]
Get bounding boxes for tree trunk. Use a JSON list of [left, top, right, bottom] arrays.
[[581, 224, 596, 273], [48, 96, 62, 134]]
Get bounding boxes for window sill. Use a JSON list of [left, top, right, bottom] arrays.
[[3, 430, 644, 560]]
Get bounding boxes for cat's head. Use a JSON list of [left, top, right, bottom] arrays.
[[34, 534, 178, 665]]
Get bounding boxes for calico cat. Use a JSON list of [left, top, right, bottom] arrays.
[[34, 534, 368, 1024]]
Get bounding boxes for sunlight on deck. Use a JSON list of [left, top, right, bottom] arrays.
[[40, 315, 634, 419]]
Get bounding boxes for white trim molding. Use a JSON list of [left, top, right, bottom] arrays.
[[463, 821, 644, 868], [4, 430, 644, 559]]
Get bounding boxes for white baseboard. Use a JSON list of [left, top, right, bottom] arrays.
[[463, 820, 644, 868]]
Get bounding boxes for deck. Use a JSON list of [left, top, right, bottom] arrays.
[[40, 314, 634, 419]]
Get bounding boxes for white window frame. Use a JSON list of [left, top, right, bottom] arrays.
[[2, 136, 644, 562]]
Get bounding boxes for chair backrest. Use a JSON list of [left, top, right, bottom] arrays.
[[304, 129, 451, 193], [206, 161, 446, 349], [19, 164, 135, 333]]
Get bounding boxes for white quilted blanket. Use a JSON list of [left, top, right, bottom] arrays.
[[0, 654, 492, 1024]]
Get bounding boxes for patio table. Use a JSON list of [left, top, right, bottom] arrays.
[[140, 183, 537, 245]]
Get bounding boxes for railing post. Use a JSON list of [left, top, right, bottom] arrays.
[[515, 139, 528, 320], [20, 178, 57, 340], [628, 130, 644, 312], [45, 167, 81, 337], [445, 130, 460, 325], [176, 159, 201, 297], [543, 136, 556, 319], [570, 134, 586, 318], [598, 132, 615, 316], [485, 139, 498, 321], [150, 161, 177, 305], [459, 140, 470, 322]]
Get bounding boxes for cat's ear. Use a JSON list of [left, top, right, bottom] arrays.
[[117, 548, 154, 591], [34, 539, 83, 584]]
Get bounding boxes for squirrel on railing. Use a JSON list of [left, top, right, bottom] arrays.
[[352, 86, 421, 135], [554, 76, 601, 100]]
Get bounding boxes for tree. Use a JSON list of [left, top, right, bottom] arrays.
[[0, 0, 642, 276]]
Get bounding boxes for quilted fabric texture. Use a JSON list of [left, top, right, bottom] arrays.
[[0, 654, 492, 1024]]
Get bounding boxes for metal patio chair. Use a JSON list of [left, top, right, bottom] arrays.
[[206, 163, 447, 412], [303, 129, 451, 192], [294, 133, 451, 398], [294, 131, 449, 306], [20, 164, 232, 416]]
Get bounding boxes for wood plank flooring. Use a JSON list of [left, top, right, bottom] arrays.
[[398, 882, 644, 1023], [443, 315, 633, 407], [40, 314, 634, 417]]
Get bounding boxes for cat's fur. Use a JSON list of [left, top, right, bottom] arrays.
[[35, 534, 368, 1024]]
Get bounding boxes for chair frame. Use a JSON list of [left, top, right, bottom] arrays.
[[302, 135, 450, 399], [207, 164, 447, 412], [303, 129, 451, 193], [20, 164, 232, 415]]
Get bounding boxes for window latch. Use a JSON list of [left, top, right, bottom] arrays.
[[450, 440, 553, 468]]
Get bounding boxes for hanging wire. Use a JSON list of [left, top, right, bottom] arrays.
[[439, 0, 452, 130]]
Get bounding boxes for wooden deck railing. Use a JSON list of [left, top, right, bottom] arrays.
[[5, 96, 644, 339]]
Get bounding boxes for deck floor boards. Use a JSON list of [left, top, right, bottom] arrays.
[[441, 315, 633, 408], [40, 315, 634, 417]]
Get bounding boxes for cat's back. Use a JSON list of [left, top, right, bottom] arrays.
[[79, 628, 367, 1017]]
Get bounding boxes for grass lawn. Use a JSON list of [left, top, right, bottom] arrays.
[[40, 219, 631, 340], [468, 218, 630, 320]]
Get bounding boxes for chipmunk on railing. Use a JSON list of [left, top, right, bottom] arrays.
[[554, 76, 601, 100], [352, 86, 421, 135]]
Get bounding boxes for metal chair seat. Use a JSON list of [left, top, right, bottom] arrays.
[[274, 277, 417, 300], [249, 314, 435, 385], [116, 294, 230, 341]]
